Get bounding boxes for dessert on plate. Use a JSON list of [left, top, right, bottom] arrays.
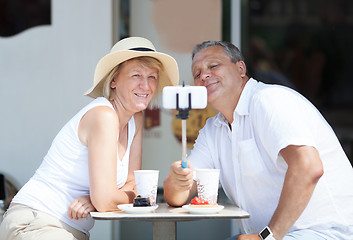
[[133, 195, 151, 207], [189, 196, 218, 208]]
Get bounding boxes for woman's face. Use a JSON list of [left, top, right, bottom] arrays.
[[111, 58, 159, 112]]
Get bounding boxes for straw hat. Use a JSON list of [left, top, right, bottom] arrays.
[[85, 37, 179, 98]]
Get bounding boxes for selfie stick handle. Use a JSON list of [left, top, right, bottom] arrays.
[[176, 91, 191, 168], [181, 119, 187, 168]]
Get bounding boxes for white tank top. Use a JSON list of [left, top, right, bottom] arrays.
[[12, 97, 136, 235]]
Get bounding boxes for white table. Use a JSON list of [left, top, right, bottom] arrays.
[[91, 203, 250, 240]]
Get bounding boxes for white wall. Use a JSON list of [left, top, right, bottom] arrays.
[[0, 0, 113, 239]]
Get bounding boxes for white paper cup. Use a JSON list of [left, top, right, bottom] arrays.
[[195, 169, 220, 204], [134, 170, 159, 205]]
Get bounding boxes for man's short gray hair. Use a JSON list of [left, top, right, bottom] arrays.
[[192, 40, 245, 64]]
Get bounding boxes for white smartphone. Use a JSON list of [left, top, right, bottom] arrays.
[[162, 85, 207, 109]]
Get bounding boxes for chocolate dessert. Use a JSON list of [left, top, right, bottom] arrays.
[[133, 195, 150, 207]]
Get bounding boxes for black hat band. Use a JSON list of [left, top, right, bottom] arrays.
[[129, 47, 155, 52]]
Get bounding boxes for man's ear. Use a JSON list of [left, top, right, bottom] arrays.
[[238, 61, 247, 77]]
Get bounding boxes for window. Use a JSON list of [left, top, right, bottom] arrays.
[[241, 0, 353, 162], [0, 0, 51, 37]]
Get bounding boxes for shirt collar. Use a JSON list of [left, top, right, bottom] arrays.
[[214, 112, 227, 127], [234, 78, 258, 116], [213, 78, 259, 127]]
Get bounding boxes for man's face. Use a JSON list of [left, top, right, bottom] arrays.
[[192, 46, 245, 105]]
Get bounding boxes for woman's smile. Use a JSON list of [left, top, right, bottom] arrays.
[[134, 93, 149, 98]]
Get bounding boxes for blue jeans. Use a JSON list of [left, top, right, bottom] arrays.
[[225, 229, 326, 240]]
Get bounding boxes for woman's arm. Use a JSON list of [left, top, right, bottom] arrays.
[[78, 107, 142, 212], [119, 111, 144, 198]]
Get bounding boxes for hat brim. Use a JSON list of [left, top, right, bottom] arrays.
[[85, 50, 179, 98]]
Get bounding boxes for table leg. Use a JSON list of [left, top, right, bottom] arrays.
[[153, 221, 176, 240]]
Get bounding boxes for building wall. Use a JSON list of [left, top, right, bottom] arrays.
[[0, 0, 113, 239]]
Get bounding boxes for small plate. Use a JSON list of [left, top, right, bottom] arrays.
[[117, 204, 159, 214], [182, 204, 224, 214]]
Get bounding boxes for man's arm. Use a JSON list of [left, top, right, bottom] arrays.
[[163, 160, 197, 207], [268, 145, 323, 239], [237, 145, 323, 240]]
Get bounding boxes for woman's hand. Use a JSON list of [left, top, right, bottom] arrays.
[[68, 195, 96, 220]]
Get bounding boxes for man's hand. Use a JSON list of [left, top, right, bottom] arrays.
[[68, 195, 96, 220], [163, 160, 197, 206], [237, 234, 261, 240], [168, 160, 194, 191]]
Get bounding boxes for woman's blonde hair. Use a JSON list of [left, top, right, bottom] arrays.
[[102, 56, 163, 109]]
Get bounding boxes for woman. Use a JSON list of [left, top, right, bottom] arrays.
[[0, 37, 179, 240]]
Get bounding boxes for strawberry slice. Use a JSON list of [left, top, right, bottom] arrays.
[[190, 196, 209, 205]]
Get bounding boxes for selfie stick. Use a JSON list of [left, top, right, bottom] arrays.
[[162, 83, 207, 169], [176, 88, 191, 168]]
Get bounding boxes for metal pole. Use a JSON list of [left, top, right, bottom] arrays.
[[181, 119, 187, 168]]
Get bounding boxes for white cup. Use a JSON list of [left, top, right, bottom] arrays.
[[134, 170, 159, 205], [195, 169, 220, 204]]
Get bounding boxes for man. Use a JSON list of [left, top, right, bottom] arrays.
[[163, 40, 353, 240]]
